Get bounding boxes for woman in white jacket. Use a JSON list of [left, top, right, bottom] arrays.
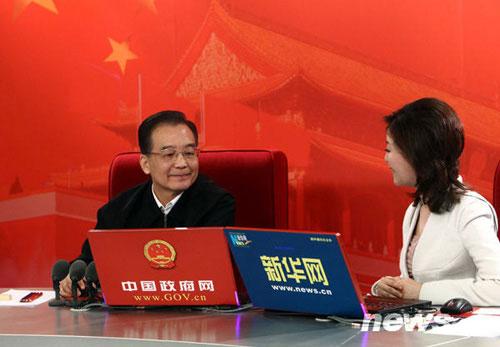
[[373, 97, 500, 306]]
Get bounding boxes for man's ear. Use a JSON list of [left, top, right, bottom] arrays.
[[139, 154, 151, 175]]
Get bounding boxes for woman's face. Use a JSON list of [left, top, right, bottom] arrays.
[[384, 133, 417, 187]]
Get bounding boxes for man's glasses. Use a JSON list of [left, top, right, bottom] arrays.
[[147, 147, 200, 162]]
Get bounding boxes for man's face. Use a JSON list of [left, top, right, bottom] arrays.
[[140, 124, 199, 203]]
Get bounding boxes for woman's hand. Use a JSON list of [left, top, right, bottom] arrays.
[[374, 276, 403, 298], [398, 278, 422, 299]]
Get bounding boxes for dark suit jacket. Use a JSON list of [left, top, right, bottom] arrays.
[[77, 174, 235, 263]]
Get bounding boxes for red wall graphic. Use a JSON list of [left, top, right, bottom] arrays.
[[2, 0, 500, 290]]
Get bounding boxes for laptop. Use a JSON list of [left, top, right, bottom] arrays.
[[88, 227, 241, 306], [224, 227, 431, 318]]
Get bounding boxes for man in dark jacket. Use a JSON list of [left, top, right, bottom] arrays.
[[60, 110, 234, 296]]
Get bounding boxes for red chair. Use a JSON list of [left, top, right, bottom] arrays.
[[108, 150, 288, 228], [494, 161, 500, 237]]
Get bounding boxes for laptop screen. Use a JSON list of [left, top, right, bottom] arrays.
[[224, 228, 366, 318], [88, 227, 240, 306]]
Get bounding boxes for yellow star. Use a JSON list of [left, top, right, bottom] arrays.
[[104, 38, 138, 75], [13, 0, 58, 19], [141, 0, 158, 14]]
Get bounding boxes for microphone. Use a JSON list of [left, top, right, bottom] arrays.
[[84, 262, 99, 302], [69, 260, 87, 308], [48, 259, 70, 307]]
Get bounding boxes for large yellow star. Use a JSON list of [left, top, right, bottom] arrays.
[[13, 0, 58, 19], [104, 38, 138, 75]]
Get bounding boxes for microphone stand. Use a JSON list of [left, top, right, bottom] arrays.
[[68, 260, 87, 309], [71, 279, 79, 308]]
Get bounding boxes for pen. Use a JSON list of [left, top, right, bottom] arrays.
[[20, 292, 43, 303]]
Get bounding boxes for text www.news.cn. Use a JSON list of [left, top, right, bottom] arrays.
[[270, 285, 332, 296]]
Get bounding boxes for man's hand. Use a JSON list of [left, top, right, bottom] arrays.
[[374, 276, 403, 298], [59, 275, 85, 298]]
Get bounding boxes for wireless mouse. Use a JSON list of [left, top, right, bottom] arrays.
[[440, 298, 473, 315]]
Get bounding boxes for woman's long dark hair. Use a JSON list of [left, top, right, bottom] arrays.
[[384, 97, 467, 213]]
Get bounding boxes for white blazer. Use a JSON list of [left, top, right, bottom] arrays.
[[400, 191, 500, 306]]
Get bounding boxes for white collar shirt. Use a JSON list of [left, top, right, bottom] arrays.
[[151, 184, 183, 215]]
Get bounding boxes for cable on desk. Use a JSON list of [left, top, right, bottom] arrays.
[[326, 315, 366, 325], [194, 303, 254, 313], [70, 302, 110, 311]]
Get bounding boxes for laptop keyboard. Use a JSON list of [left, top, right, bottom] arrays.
[[364, 295, 432, 314]]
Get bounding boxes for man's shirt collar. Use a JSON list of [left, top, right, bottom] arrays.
[[151, 184, 183, 215]]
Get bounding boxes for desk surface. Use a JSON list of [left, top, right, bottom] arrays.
[[0, 303, 499, 347]]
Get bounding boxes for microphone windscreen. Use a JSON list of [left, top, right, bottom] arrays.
[[51, 259, 70, 281], [69, 260, 87, 282], [85, 262, 98, 283]]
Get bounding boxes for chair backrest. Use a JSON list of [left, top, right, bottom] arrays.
[[108, 150, 288, 228], [494, 160, 500, 232]]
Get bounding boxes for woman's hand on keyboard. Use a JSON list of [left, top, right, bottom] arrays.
[[374, 276, 403, 298]]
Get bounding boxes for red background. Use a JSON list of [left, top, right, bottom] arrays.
[[2, 0, 500, 290]]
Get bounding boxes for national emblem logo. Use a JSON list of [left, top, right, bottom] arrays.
[[144, 240, 176, 269]]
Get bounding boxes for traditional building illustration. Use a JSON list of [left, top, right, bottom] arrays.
[[13, 0, 499, 290]]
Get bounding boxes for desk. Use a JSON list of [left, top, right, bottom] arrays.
[[1, 304, 499, 347]]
